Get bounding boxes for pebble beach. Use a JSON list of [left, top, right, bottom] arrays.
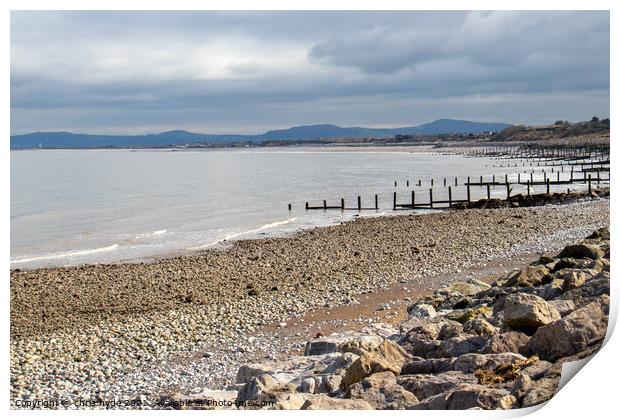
[[10, 196, 610, 409]]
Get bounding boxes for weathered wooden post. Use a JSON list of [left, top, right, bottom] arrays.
[[467, 183, 471, 203], [393, 192, 396, 210], [588, 174, 592, 194], [406, 180, 409, 187], [527, 180, 531, 197], [374, 194, 378, 210], [448, 186, 452, 208], [454, 177, 458, 186], [518, 173, 521, 183], [305, 202, 309, 210], [487, 184, 491, 200], [429, 189, 434, 209], [546, 178, 550, 195], [431, 179, 434, 186], [323, 200, 327, 210], [557, 172, 560, 183], [341, 198, 345, 209], [288, 203, 292, 211], [505, 174, 508, 185], [357, 196, 361, 211], [480, 175, 483, 184], [411, 190, 415, 208], [570, 167, 574, 181], [443, 178, 447, 187], [394, 181, 397, 187], [492, 174, 496, 184], [530, 172, 534, 183], [506, 182, 510, 199]]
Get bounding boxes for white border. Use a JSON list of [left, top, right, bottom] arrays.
[[3, 2, 616, 419]]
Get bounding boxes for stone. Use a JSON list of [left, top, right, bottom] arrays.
[[303, 332, 383, 356], [480, 331, 529, 355], [547, 299, 576, 317], [561, 270, 590, 290], [401, 358, 456, 375], [446, 306, 493, 323], [557, 244, 604, 260], [339, 340, 407, 390], [267, 393, 311, 410], [506, 265, 550, 287], [300, 395, 373, 410], [237, 374, 285, 402], [397, 371, 477, 400], [437, 334, 486, 358], [502, 293, 561, 332], [448, 280, 490, 296], [409, 304, 437, 319], [557, 272, 609, 307], [462, 318, 497, 339], [526, 300, 608, 361], [453, 352, 527, 374], [409, 384, 511, 410], [521, 376, 560, 407], [539, 279, 564, 300], [347, 371, 419, 409]]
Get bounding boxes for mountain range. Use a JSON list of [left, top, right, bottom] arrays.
[[10, 119, 511, 149]]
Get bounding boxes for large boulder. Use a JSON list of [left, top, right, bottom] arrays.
[[237, 374, 289, 402], [409, 304, 437, 319], [347, 371, 419, 409], [526, 300, 608, 361], [339, 340, 408, 390], [505, 265, 550, 287], [436, 334, 486, 358], [401, 358, 456, 375], [480, 331, 529, 355], [397, 371, 477, 401], [304, 332, 383, 356], [409, 384, 514, 410], [557, 244, 604, 260], [300, 395, 372, 410], [453, 352, 528, 374], [502, 293, 561, 332]]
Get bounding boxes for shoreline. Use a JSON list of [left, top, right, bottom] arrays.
[[10, 197, 609, 407]]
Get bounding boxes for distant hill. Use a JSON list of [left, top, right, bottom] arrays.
[[10, 119, 511, 149]]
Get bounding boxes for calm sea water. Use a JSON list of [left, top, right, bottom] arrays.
[[10, 147, 588, 269]]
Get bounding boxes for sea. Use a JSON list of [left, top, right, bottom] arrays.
[[10, 147, 592, 269]]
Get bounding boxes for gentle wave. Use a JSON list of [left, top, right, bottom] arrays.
[[190, 217, 298, 250], [133, 229, 168, 240], [11, 243, 120, 264]]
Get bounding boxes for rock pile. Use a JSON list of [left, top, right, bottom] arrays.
[[163, 228, 610, 410]]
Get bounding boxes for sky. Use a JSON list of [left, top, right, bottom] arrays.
[[10, 10, 610, 135]]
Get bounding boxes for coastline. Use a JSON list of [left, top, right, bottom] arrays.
[[10, 196, 610, 407]]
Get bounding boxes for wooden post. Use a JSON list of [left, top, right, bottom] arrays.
[[394, 181, 397, 187], [374, 194, 378, 210], [357, 196, 361, 211], [527, 180, 531, 197], [429, 189, 434, 209], [393, 192, 396, 210], [480, 175, 483, 184], [448, 186, 452, 208], [454, 177, 458, 186], [323, 200, 327, 210], [518, 173, 521, 183], [467, 183, 471, 203], [341, 198, 345, 209], [506, 182, 510, 199], [443, 178, 446, 187], [588, 174, 592, 195], [431, 179, 434, 186], [288, 203, 292, 211], [486, 184, 491, 199], [411, 190, 415, 209], [557, 172, 560, 183], [505, 174, 508, 184], [406, 180, 409, 187], [530, 172, 534, 182], [492, 174, 496, 184], [418, 180, 421, 187], [570, 167, 573, 181], [546, 178, 550, 195], [305, 202, 309, 210]]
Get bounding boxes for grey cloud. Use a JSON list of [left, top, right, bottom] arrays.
[[10, 11, 610, 134]]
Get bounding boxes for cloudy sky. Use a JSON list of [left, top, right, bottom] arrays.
[[10, 11, 609, 135]]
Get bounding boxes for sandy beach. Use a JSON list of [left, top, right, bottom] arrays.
[[9, 194, 609, 408]]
